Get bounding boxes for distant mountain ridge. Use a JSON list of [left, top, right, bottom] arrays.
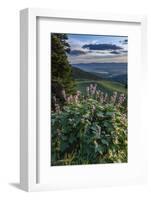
[[72, 62, 127, 84], [73, 62, 127, 65], [108, 74, 127, 84], [72, 66, 101, 80]]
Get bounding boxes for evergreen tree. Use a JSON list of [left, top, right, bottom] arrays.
[[51, 33, 76, 108]]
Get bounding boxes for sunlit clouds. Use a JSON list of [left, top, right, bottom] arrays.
[[67, 34, 128, 64]]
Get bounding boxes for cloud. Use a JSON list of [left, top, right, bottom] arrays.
[[110, 51, 121, 55], [120, 39, 128, 45], [121, 50, 128, 53], [68, 53, 127, 64], [67, 36, 128, 64], [68, 39, 99, 51], [69, 50, 87, 56], [82, 43, 123, 51]]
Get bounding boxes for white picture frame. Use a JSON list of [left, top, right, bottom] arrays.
[[20, 8, 147, 192]]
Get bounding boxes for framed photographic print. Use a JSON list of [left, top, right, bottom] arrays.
[[20, 8, 147, 191]]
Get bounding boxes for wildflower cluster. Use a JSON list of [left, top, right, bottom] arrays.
[[51, 85, 127, 166], [53, 84, 126, 112]]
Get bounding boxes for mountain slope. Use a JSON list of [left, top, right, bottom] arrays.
[[72, 66, 101, 80], [108, 74, 127, 84], [76, 80, 127, 95]]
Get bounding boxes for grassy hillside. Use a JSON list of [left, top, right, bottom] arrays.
[[72, 66, 101, 81], [108, 74, 127, 84], [76, 80, 127, 96], [72, 66, 127, 96], [99, 80, 127, 93]]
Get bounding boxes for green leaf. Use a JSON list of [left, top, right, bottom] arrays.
[[96, 112, 104, 118], [103, 121, 110, 127], [91, 125, 97, 132], [95, 146, 105, 155], [101, 139, 109, 146], [106, 112, 114, 117]]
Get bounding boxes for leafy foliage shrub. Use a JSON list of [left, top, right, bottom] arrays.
[[51, 89, 127, 166]]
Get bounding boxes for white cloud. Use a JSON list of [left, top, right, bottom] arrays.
[[68, 54, 127, 64], [68, 39, 100, 51], [68, 37, 128, 64]]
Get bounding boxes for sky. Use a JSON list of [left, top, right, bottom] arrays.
[[67, 34, 128, 64]]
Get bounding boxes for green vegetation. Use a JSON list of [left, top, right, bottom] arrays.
[[51, 88, 127, 166], [72, 66, 127, 96], [76, 80, 126, 96], [99, 80, 127, 94]]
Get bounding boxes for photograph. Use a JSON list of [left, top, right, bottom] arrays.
[[51, 33, 128, 166]]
